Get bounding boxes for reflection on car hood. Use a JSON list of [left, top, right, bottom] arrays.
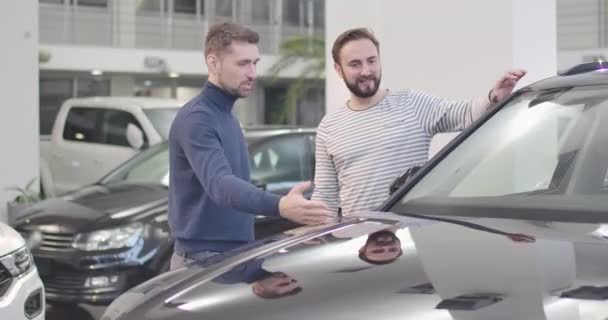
[[14, 183, 167, 232], [102, 212, 608, 320]]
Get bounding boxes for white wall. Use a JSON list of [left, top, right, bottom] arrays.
[[0, 1, 39, 223], [39, 44, 315, 79], [40, 45, 210, 76], [326, 0, 557, 157], [512, 0, 558, 88]]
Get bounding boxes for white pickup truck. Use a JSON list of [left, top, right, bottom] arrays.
[[40, 97, 182, 197]]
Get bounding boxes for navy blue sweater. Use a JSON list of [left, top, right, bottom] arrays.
[[168, 82, 281, 254]]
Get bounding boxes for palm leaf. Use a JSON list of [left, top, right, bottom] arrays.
[[266, 35, 326, 124]]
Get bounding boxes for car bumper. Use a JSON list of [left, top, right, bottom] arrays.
[[0, 268, 45, 320], [40, 266, 149, 305]]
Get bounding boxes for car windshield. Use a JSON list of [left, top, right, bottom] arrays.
[[399, 84, 608, 210], [144, 108, 180, 140], [100, 143, 170, 186]]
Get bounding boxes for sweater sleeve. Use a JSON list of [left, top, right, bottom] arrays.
[[181, 116, 281, 216], [408, 90, 491, 136]]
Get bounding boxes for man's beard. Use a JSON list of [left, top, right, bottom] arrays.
[[343, 73, 381, 98], [366, 230, 398, 246], [219, 78, 254, 98]]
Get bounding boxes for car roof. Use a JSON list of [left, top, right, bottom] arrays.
[[527, 62, 608, 91], [242, 126, 316, 134], [149, 126, 315, 149], [242, 126, 316, 143], [65, 96, 182, 109]]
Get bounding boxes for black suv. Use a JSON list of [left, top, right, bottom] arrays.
[[13, 127, 315, 305]]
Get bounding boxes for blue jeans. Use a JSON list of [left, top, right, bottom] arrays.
[[169, 250, 219, 270]]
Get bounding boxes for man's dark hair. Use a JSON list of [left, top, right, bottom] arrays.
[[331, 28, 380, 64], [358, 230, 403, 265], [204, 22, 259, 57], [253, 272, 303, 299], [358, 248, 403, 265]]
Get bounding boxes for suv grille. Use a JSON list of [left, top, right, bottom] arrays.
[[17, 228, 75, 253]]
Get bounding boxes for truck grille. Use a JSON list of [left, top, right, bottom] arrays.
[[17, 228, 76, 253]]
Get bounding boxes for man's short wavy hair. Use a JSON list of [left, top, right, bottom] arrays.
[[331, 28, 379, 65], [204, 22, 259, 57]]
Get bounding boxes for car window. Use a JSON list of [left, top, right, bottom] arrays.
[[63, 107, 146, 147], [143, 108, 180, 140], [63, 107, 103, 143], [401, 85, 608, 204], [249, 134, 313, 191], [102, 109, 145, 147]]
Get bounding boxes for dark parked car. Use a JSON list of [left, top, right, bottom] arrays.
[[101, 62, 608, 320], [13, 127, 315, 305]]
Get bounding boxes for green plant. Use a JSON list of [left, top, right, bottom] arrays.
[[5, 177, 43, 204], [266, 35, 325, 124]]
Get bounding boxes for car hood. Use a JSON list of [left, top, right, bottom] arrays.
[[103, 212, 608, 320], [13, 183, 168, 233]]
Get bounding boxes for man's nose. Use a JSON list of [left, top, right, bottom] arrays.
[[361, 63, 373, 76], [247, 65, 257, 79]]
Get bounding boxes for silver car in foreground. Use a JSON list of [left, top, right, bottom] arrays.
[[103, 62, 608, 320]]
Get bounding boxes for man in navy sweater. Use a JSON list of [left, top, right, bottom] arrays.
[[168, 22, 333, 270]]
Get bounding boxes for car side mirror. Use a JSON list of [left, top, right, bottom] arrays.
[[389, 165, 422, 195], [126, 123, 146, 150]]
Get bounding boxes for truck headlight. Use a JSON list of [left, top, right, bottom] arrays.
[[73, 223, 143, 251], [0, 246, 34, 277]]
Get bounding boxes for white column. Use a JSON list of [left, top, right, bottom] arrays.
[[325, 0, 557, 156], [512, 0, 557, 88], [0, 1, 39, 223], [113, 0, 137, 48]]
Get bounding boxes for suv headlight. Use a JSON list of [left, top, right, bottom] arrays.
[[73, 223, 144, 251], [0, 246, 34, 277]]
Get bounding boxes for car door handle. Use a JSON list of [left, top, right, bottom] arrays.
[[93, 159, 103, 166]]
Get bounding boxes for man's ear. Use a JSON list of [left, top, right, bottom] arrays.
[[206, 53, 220, 75], [334, 62, 344, 79]]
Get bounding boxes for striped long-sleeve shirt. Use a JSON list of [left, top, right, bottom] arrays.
[[312, 89, 492, 216]]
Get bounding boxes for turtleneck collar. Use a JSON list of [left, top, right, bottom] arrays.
[[202, 81, 238, 112]]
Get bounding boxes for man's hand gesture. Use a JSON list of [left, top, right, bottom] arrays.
[[279, 181, 334, 225]]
